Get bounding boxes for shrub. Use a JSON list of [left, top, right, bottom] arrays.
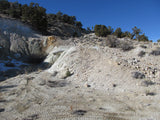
[[140, 45, 147, 49], [94, 25, 113, 37], [142, 80, 155, 87], [75, 21, 82, 29], [113, 27, 122, 38], [150, 49, 160, 56], [132, 26, 141, 40], [106, 35, 133, 51], [94, 25, 108, 37], [107, 26, 114, 35], [132, 71, 145, 79], [157, 39, 160, 42], [145, 90, 156, 96], [121, 31, 132, 39], [138, 34, 149, 42], [73, 32, 78, 37], [138, 51, 146, 57], [0, 0, 10, 12], [106, 35, 119, 47], [120, 42, 134, 51], [64, 68, 72, 79]]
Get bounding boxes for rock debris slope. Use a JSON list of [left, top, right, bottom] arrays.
[[0, 33, 160, 120]]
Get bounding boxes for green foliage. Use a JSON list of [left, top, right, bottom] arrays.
[[22, 3, 47, 33], [138, 33, 149, 42], [157, 39, 160, 42], [73, 32, 78, 37], [0, 1, 84, 34], [47, 12, 82, 29], [121, 31, 132, 39], [94, 24, 149, 42], [132, 26, 141, 39], [107, 26, 114, 35], [75, 21, 82, 29], [56, 11, 63, 19], [65, 68, 72, 78], [94, 25, 107, 37], [106, 35, 119, 47], [0, 0, 10, 12], [8, 2, 22, 18], [94, 25, 113, 37], [114, 27, 122, 38], [87, 27, 91, 32]]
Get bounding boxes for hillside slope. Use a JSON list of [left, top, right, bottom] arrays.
[[0, 33, 160, 120]]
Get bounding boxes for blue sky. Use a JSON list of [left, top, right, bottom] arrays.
[[8, 0, 160, 42]]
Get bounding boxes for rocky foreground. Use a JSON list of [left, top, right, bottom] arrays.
[[0, 33, 160, 120]]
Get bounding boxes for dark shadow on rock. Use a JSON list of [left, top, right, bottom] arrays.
[[0, 108, 5, 112], [46, 80, 68, 88], [0, 61, 51, 82], [22, 114, 39, 120], [72, 110, 87, 116], [0, 100, 6, 102], [0, 85, 17, 92]]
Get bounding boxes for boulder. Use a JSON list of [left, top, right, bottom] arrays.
[[44, 46, 69, 64], [47, 47, 76, 78], [10, 34, 29, 55]]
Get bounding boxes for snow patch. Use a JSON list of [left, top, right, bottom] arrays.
[[0, 59, 28, 72]]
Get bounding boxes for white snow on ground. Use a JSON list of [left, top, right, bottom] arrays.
[[0, 59, 28, 72]]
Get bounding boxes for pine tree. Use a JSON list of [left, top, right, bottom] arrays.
[[132, 26, 141, 40], [114, 27, 122, 38]]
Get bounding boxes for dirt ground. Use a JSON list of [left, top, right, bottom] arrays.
[[0, 35, 160, 120]]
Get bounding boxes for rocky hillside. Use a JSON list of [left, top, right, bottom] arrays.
[[0, 28, 160, 120]]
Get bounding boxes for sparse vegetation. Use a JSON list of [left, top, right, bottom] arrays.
[[94, 24, 149, 42], [138, 51, 146, 57], [132, 26, 141, 40], [106, 35, 119, 47], [73, 32, 78, 37], [114, 27, 122, 38], [64, 68, 72, 78], [140, 45, 147, 49], [106, 35, 133, 51], [0, 0, 83, 34], [138, 33, 149, 42], [72, 110, 87, 116], [47, 12, 83, 29], [150, 49, 160, 56], [132, 71, 145, 79], [0, 0, 47, 33], [94, 25, 113, 37], [120, 42, 134, 51], [142, 80, 155, 87], [145, 90, 156, 96]]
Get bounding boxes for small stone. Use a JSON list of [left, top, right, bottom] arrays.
[[117, 62, 121, 65], [72, 110, 87, 116], [86, 84, 91, 87], [38, 79, 46, 86], [113, 84, 117, 87]]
